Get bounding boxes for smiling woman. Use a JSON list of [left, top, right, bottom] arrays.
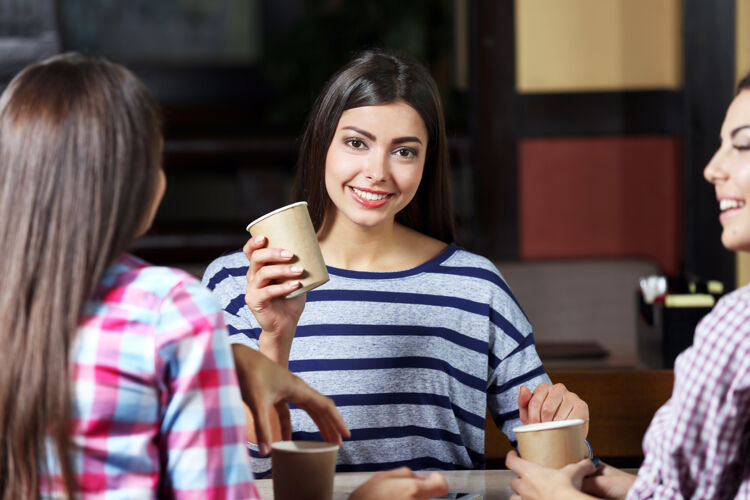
[[505, 71, 750, 500], [704, 75, 750, 252], [202, 49, 590, 478]]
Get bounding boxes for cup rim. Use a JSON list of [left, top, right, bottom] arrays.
[[246, 201, 308, 232], [513, 418, 584, 433], [271, 440, 340, 453]]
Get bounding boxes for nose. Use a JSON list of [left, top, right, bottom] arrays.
[[704, 147, 728, 185], [364, 150, 389, 183]]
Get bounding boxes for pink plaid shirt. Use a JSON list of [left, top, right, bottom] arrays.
[[41, 254, 258, 499], [629, 284, 750, 499]]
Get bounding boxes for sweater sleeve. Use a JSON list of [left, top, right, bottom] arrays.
[[202, 252, 261, 351], [485, 269, 550, 446]]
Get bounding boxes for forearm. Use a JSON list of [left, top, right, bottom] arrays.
[[231, 344, 284, 444], [258, 332, 292, 366], [252, 335, 290, 443]]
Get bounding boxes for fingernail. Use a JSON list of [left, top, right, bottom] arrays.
[[291, 266, 304, 273], [255, 236, 264, 244], [289, 280, 300, 288], [280, 250, 293, 258], [259, 442, 270, 455], [590, 457, 601, 467]]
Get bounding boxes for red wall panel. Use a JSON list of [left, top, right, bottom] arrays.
[[519, 136, 682, 274]]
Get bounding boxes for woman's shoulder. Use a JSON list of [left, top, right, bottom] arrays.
[[442, 246, 499, 271], [692, 283, 750, 352], [204, 249, 248, 272], [99, 253, 210, 304], [709, 283, 750, 324], [201, 249, 248, 292]]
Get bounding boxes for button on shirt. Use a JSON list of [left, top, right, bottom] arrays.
[[629, 285, 750, 499], [40, 254, 258, 499]]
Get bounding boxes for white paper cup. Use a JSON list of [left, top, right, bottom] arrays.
[[246, 201, 329, 298], [271, 440, 339, 500], [513, 419, 588, 468]]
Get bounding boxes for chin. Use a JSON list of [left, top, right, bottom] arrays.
[[721, 232, 750, 253]]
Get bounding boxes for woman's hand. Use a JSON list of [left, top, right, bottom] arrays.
[[518, 382, 590, 436], [232, 344, 350, 455], [349, 467, 449, 500], [581, 462, 636, 500], [243, 235, 306, 364], [506, 450, 597, 500]]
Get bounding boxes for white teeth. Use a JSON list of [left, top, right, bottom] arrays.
[[720, 199, 745, 212], [352, 187, 388, 201]]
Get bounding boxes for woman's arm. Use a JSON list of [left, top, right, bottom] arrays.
[[506, 450, 633, 500], [157, 280, 257, 497], [232, 344, 350, 454], [234, 235, 308, 443], [242, 235, 306, 366], [349, 468, 449, 500]]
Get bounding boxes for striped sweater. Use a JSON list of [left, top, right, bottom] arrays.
[[202, 244, 550, 477]]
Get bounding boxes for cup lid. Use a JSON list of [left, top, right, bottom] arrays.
[[513, 419, 584, 433], [246, 201, 308, 232]]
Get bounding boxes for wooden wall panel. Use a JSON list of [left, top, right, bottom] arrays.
[[515, 0, 682, 92]]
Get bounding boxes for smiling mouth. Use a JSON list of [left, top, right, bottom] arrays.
[[350, 186, 391, 201], [720, 199, 746, 212]]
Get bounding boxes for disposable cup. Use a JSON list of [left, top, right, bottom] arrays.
[[513, 419, 588, 468], [271, 440, 339, 500], [246, 201, 329, 298]]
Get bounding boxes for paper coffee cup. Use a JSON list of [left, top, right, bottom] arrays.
[[246, 201, 329, 298], [271, 440, 339, 500], [513, 419, 588, 468]]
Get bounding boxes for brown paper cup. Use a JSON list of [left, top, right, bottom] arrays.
[[246, 201, 329, 298], [513, 419, 588, 469], [271, 441, 339, 500]]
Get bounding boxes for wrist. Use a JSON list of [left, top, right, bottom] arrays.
[[259, 334, 291, 366]]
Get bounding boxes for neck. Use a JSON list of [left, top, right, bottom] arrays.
[[318, 213, 400, 271]]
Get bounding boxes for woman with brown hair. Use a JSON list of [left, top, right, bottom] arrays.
[[0, 53, 352, 499], [505, 72, 750, 500], [204, 49, 589, 477]]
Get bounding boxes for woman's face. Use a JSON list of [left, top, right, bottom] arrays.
[[705, 89, 750, 252], [324, 101, 428, 230]]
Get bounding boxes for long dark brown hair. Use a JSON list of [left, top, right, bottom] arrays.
[[0, 54, 162, 499], [738, 71, 750, 93], [291, 49, 455, 243]]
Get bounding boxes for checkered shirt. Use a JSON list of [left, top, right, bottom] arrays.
[[40, 254, 258, 499], [629, 284, 750, 499]]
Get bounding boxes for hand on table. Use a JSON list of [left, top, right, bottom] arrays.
[[243, 235, 306, 362], [518, 382, 590, 437], [581, 462, 636, 500], [231, 344, 350, 455], [348, 467, 449, 500], [506, 450, 597, 500]]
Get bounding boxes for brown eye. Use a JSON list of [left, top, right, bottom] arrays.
[[394, 147, 417, 158], [345, 138, 366, 149]]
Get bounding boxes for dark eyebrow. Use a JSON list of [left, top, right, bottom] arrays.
[[393, 136, 424, 146], [730, 125, 750, 139], [343, 126, 375, 141], [342, 126, 424, 146]]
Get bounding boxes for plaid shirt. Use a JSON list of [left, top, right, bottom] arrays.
[[629, 284, 750, 499], [41, 254, 258, 499]]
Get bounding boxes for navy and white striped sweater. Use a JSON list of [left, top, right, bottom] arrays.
[[202, 244, 550, 477]]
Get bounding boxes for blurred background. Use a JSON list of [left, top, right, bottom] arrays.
[[1, 0, 749, 368]]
